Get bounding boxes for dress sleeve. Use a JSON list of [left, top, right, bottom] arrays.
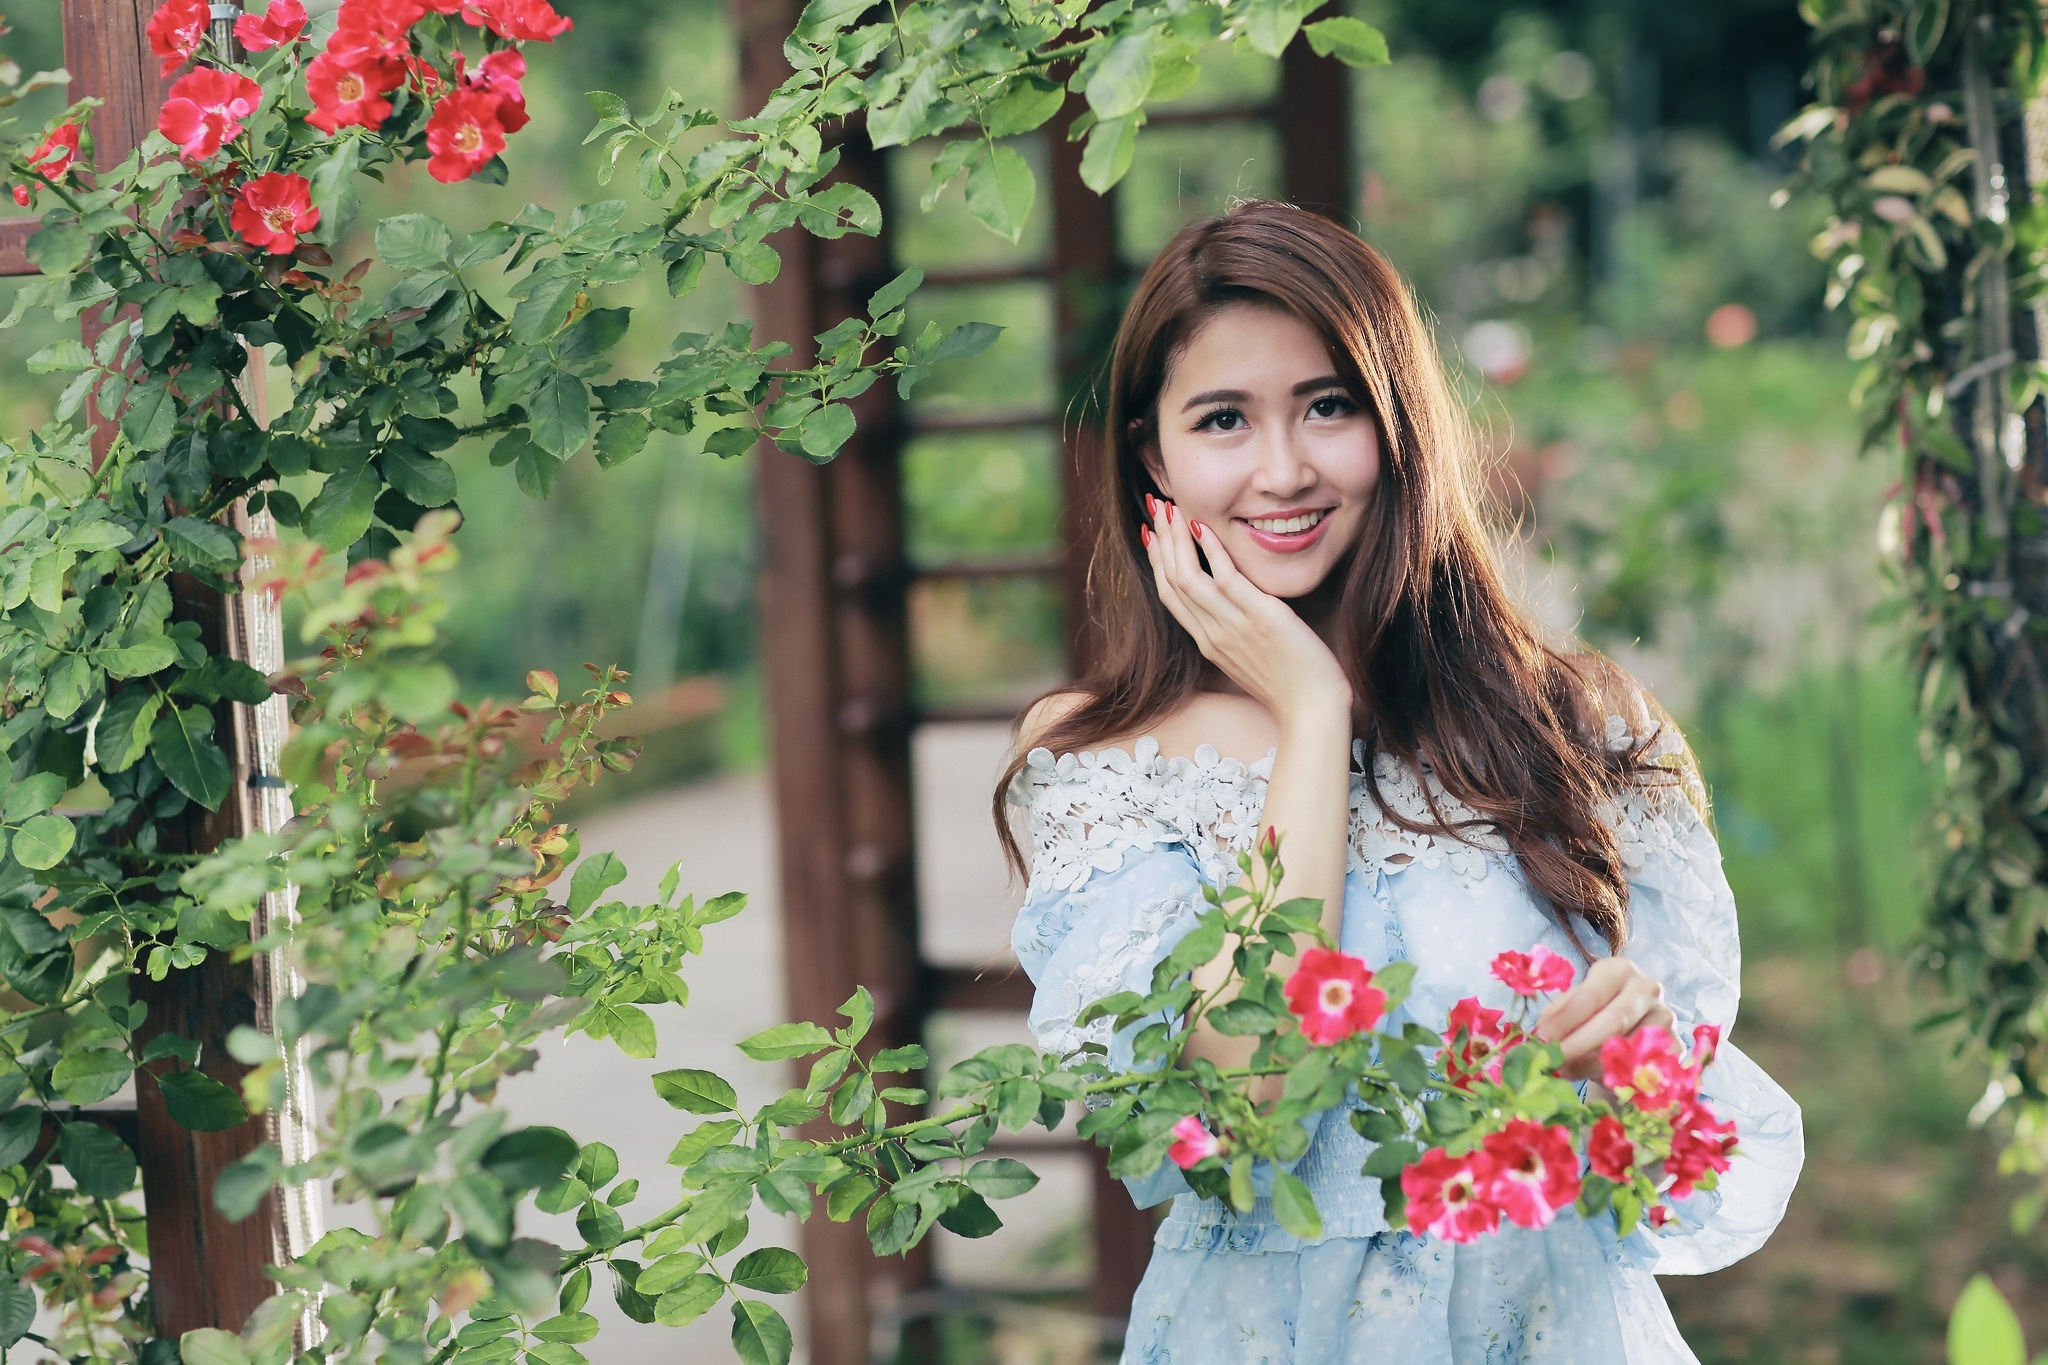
[[1607, 708, 1805, 1275], [1009, 743, 1215, 1209]]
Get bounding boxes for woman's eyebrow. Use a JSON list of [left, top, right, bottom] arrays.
[[1178, 376, 1347, 411]]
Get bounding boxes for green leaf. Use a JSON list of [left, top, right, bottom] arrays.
[[797, 404, 857, 462], [382, 447, 457, 507], [1085, 31, 1157, 120], [653, 1275, 723, 1327], [306, 137, 360, 243], [531, 1312, 600, 1344], [157, 1069, 250, 1132], [162, 516, 239, 569], [634, 1252, 706, 1296], [653, 1069, 740, 1114], [96, 688, 163, 774], [530, 371, 593, 458], [0, 1277, 32, 1347], [738, 1022, 836, 1060], [1080, 112, 1140, 193], [729, 1247, 807, 1294], [52, 1048, 130, 1104], [568, 851, 628, 914], [121, 375, 178, 451], [28, 339, 91, 373], [484, 1126, 580, 1189], [964, 143, 1035, 244], [214, 1144, 281, 1221], [794, 0, 869, 41], [937, 1189, 1003, 1237], [0, 1108, 42, 1168], [10, 813, 74, 870], [965, 1157, 1038, 1200], [376, 213, 454, 273], [1304, 16, 1390, 68], [731, 1299, 794, 1365], [58, 1121, 137, 1198], [151, 705, 232, 810], [984, 77, 1065, 138], [931, 322, 1003, 363], [301, 459, 380, 550], [1, 774, 64, 823], [1241, 0, 1307, 56], [594, 413, 652, 468], [1271, 1170, 1323, 1240], [96, 634, 180, 680], [1950, 1275, 2026, 1365], [179, 1328, 251, 1365], [725, 241, 781, 286], [867, 267, 923, 320], [25, 221, 89, 274], [601, 1004, 657, 1059]]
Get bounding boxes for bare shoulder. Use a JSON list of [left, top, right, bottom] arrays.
[[1016, 689, 1280, 767], [1017, 690, 1089, 752]]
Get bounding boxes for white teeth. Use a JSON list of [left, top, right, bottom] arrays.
[[1246, 510, 1327, 534]]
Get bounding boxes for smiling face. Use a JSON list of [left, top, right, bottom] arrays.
[[1145, 302, 1381, 602]]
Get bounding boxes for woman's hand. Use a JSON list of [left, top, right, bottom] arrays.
[[1531, 957, 1675, 1081], [1143, 496, 1351, 728]]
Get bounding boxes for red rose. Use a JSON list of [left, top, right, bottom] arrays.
[[1599, 1024, 1694, 1113], [1586, 1114, 1635, 1181], [146, 0, 210, 77], [458, 48, 528, 132], [159, 67, 263, 160], [234, 0, 307, 50], [306, 51, 405, 134], [1489, 945, 1576, 996], [1443, 996, 1511, 1090], [27, 123, 80, 181], [1479, 1119, 1582, 1229], [1167, 1115, 1220, 1170], [332, 0, 427, 46], [1282, 947, 1387, 1047], [461, 0, 572, 41], [424, 88, 508, 183], [1664, 1098, 1738, 1198], [231, 172, 319, 254], [1401, 1146, 1501, 1243]]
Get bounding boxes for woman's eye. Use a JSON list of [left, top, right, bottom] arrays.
[[1307, 394, 1355, 419], [1195, 408, 1245, 432]]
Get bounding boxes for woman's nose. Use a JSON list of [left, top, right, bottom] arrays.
[[1251, 428, 1317, 497]]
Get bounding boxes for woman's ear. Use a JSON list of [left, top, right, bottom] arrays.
[[1137, 437, 1172, 499]]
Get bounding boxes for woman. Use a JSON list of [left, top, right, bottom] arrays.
[[998, 201, 1802, 1363]]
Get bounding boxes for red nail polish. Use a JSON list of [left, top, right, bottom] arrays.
[[1145, 493, 1158, 518], [1192, 520, 1207, 538], [1141, 526, 1154, 548], [1164, 502, 1175, 523]]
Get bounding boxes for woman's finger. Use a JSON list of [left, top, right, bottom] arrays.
[[1554, 984, 1662, 1068], [1533, 971, 1622, 1045], [1156, 501, 1238, 621]]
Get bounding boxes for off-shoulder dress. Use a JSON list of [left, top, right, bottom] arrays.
[[1008, 706, 1803, 1365]]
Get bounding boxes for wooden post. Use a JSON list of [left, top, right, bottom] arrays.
[[8, 0, 301, 1335], [736, 2, 922, 1360], [1280, 32, 1358, 224]]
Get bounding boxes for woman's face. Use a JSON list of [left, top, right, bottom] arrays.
[[1147, 302, 1381, 602]]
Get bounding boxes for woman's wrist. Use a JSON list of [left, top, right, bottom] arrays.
[[1275, 685, 1353, 740]]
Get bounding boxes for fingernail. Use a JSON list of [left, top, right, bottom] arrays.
[[1192, 520, 1207, 539], [1144, 493, 1157, 518], [1164, 502, 1175, 523], [1141, 526, 1154, 548]]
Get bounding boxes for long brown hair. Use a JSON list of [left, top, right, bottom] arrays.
[[995, 199, 1669, 953]]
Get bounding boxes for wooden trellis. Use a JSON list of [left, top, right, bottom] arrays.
[[0, 0, 310, 1337], [739, 1, 1356, 1356]]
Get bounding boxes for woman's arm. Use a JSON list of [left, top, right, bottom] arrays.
[[1142, 502, 1353, 1096]]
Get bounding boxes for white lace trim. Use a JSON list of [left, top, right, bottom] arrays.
[[1348, 739, 1510, 880], [1019, 712, 1707, 888], [1018, 737, 1271, 891], [1595, 707, 1709, 872], [1033, 888, 1204, 1058]]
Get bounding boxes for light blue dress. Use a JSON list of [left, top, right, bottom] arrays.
[[1009, 704, 1804, 1365]]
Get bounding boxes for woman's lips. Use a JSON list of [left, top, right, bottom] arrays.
[[1236, 510, 1334, 554]]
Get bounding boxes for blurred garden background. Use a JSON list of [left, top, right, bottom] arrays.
[[7, 0, 2046, 1359]]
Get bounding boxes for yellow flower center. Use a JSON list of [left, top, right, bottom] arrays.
[[336, 72, 365, 102], [1318, 979, 1352, 1012], [452, 123, 483, 154]]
